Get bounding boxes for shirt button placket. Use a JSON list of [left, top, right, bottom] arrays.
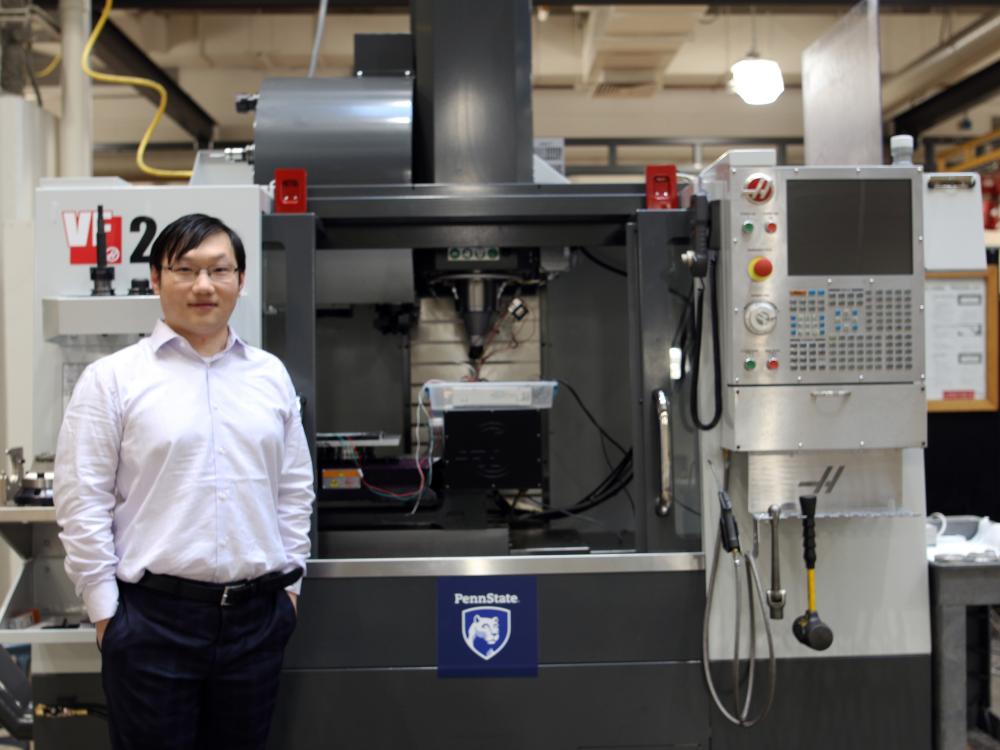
[[207, 366, 228, 576]]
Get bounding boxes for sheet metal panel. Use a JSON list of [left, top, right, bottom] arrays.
[[802, 0, 883, 166]]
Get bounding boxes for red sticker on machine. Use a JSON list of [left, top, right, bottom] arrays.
[[63, 210, 123, 265]]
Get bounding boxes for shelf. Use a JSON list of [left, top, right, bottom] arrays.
[[751, 508, 922, 521], [0, 624, 94, 646], [0, 506, 56, 524]]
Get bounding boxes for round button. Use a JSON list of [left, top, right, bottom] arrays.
[[744, 358, 757, 371], [748, 256, 773, 281], [742, 221, 754, 234], [766, 222, 778, 234], [766, 357, 779, 370], [744, 300, 778, 335]]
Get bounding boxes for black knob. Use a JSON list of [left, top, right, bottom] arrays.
[[129, 278, 152, 296], [235, 93, 259, 113]]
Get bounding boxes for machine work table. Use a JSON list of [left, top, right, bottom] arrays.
[[931, 562, 1000, 750]]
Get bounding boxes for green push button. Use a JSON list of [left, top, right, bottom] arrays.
[[744, 358, 756, 371], [742, 221, 754, 234]]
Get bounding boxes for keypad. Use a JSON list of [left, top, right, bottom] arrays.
[[787, 288, 915, 373]]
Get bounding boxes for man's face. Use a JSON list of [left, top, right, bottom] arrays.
[[150, 232, 244, 341]]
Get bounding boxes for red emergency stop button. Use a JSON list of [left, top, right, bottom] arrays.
[[748, 256, 773, 281]]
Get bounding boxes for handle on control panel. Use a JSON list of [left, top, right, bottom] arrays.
[[809, 389, 851, 399], [927, 175, 977, 190], [655, 390, 672, 516]]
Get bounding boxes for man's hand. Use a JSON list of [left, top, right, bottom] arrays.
[[95, 618, 111, 649], [286, 591, 298, 615]]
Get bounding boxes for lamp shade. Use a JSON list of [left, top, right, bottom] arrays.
[[730, 56, 785, 106]]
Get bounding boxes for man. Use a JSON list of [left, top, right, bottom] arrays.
[[54, 213, 314, 750]]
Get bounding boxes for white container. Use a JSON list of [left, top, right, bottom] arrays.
[[425, 381, 558, 412]]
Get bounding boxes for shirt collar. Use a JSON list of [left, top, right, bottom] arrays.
[[149, 319, 248, 360]]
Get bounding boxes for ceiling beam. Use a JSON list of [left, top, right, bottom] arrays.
[[34, 7, 216, 143], [92, 14, 215, 145], [893, 58, 1000, 137]]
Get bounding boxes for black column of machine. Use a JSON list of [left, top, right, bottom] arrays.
[[412, 0, 534, 359]]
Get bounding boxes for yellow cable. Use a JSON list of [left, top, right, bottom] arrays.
[[807, 568, 816, 613], [36, 52, 61, 79], [81, 0, 193, 179]]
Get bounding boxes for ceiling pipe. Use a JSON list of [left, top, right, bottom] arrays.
[[882, 12, 1000, 117]]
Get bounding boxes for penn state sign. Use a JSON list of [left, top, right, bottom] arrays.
[[437, 576, 538, 677]]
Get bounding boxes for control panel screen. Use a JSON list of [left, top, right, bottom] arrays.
[[787, 180, 913, 276]]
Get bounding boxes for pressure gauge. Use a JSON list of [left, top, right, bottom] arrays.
[[744, 301, 778, 335]]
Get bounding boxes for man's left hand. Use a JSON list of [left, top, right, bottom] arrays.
[[286, 591, 298, 615]]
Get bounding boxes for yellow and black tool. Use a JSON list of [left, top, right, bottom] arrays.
[[792, 494, 834, 651]]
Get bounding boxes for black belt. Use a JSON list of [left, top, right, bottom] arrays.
[[135, 568, 303, 607]]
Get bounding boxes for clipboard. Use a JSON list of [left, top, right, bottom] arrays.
[[926, 266, 998, 412]]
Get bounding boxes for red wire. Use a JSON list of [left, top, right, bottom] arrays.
[[343, 435, 426, 499]]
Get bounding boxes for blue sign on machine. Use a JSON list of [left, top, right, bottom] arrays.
[[437, 576, 538, 678]]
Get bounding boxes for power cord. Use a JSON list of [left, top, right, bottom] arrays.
[[689, 257, 723, 430]]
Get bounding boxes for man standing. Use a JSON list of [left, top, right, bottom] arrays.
[[54, 213, 315, 750]]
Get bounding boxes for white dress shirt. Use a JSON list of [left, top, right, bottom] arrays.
[[54, 320, 315, 623]]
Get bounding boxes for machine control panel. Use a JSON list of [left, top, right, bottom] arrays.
[[702, 159, 924, 388]]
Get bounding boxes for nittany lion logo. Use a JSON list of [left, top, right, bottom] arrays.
[[462, 606, 511, 661]]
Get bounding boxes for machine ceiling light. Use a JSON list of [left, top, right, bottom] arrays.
[[730, 53, 785, 106]]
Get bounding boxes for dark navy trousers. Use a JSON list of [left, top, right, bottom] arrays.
[[100, 581, 297, 750]]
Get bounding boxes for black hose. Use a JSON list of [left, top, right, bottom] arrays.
[[690, 257, 723, 430]]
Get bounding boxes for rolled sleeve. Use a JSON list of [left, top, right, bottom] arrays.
[[53, 364, 123, 623]]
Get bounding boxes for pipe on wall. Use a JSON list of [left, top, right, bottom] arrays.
[[58, 0, 92, 176]]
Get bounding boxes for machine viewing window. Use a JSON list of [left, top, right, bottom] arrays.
[[786, 179, 913, 276]]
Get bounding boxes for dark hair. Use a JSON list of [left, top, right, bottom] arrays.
[[148, 214, 246, 272]]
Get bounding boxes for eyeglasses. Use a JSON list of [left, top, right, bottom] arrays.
[[165, 265, 239, 284]]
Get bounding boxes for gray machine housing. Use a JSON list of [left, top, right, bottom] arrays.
[[701, 150, 927, 455]]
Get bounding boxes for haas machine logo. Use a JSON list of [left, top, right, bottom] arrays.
[[462, 606, 512, 661], [742, 173, 775, 204], [63, 210, 123, 265]]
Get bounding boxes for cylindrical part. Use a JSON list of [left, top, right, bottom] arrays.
[[253, 77, 412, 186], [466, 278, 486, 312], [95, 204, 107, 267], [890, 134, 914, 165], [768, 505, 781, 590], [457, 278, 497, 360], [58, 0, 92, 177]]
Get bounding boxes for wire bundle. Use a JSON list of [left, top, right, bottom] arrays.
[[335, 383, 436, 513], [521, 448, 633, 523], [514, 380, 633, 522]]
